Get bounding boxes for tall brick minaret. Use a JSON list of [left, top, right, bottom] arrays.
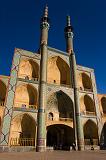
[[64, 16, 84, 150], [36, 6, 50, 152]]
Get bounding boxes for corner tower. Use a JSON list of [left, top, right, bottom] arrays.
[[36, 6, 50, 152]]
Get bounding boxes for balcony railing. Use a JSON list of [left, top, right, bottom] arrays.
[[59, 118, 73, 122], [47, 117, 73, 122], [82, 111, 96, 116], [14, 103, 37, 110], [47, 79, 71, 88], [18, 75, 39, 82], [28, 105, 37, 109], [79, 87, 93, 92], [10, 138, 35, 146]]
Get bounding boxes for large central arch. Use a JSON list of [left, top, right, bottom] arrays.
[[47, 90, 74, 121], [47, 124, 74, 150]]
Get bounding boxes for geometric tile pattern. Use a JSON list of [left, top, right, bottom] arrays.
[[0, 51, 21, 145]]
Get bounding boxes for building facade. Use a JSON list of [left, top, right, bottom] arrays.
[[0, 6, 106, 152]]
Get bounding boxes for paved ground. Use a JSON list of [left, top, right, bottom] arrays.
[[0, 150, 106, 160]]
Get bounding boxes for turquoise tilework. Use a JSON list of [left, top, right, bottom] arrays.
[[0, 52, 21, 145]]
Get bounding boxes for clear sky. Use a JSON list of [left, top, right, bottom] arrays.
[[0, 0, 106, 93]]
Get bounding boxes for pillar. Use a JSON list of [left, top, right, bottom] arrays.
[[64, 16, 84, 150], [36, 6, 50, 152]]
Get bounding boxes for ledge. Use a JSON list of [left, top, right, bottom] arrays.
[[13, 107, 38, 113]]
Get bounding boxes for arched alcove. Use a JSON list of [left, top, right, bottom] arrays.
[[0, 80, 6, 106], [84, 95, 95, 113], [47, 56, 71, 86], [100, 122, 106, 148], [14, 84, 37, 109], [47, 90, 73, 121], [82, 73, 92, 91], [48, 112, 53, 120], [47, 124, 74, 150], [18, 59, 39, 80], [101, 97, 106, 114], [83, 120, 98, 145], [10, 113, 36, 146]]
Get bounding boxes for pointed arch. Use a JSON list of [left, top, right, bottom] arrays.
[[0, 80, 6, 106], [47, 56, 71, 86], [84, 95, 95, 112], [82, 73, 92, 91], [47, 124, 74, 150], [14, 84, 37, 109], [83, 120, 98, 145], [47, 90, 73, 120], [18, 59, 39, 80], [10, 113, 36, 146], [101, 97, 106, 114], [100, 122, 106, 148]]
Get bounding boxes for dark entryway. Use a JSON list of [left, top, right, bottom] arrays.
[[47, 124, 74, 150]]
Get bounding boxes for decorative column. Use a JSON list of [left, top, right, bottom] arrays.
[[64, 16, 84, 150], [36, 6, 50, 152]]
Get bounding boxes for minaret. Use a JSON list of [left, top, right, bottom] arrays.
[[64, 16, 74, 53], [64, 16, 84, 150], [36, 5, 50, 152]]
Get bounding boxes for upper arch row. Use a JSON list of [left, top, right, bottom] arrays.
[[18, 56, 93, 90]]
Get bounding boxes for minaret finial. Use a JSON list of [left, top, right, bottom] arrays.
[[44, 5, 48, 18], [67, 15, 71, 26], [41, 5, 49, 24]]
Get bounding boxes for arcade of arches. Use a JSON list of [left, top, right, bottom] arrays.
[[14, 84, 37, 109], [47, 56, 71, 86]]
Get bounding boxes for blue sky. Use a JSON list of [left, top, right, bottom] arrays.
[[0, 0, 106, 93]]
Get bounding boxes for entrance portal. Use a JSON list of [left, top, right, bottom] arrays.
[[47, 124, 74, 150]]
